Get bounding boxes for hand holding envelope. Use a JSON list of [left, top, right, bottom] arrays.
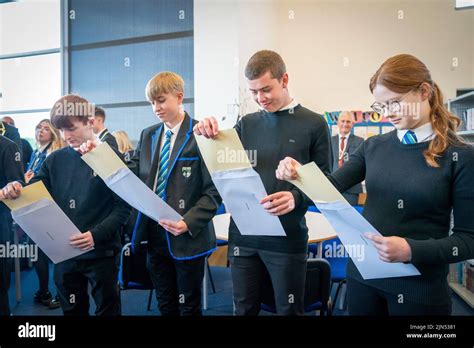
[[277, 159, 420, 280], [81, 142, 182, 224], [195, 129, 286, 237], [3, 181, 92, 264]]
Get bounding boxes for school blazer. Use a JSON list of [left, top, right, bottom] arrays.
[[129, 113, 221, 259]]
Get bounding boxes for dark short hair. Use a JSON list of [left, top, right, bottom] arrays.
[[245, 50, 286, 80], [50, 94, 94, 129], [94, 106, 106, 120]]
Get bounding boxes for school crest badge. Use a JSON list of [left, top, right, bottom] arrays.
[[182, 166, 192, 178]]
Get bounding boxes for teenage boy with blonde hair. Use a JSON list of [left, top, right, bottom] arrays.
[[111, 72, 220, 315]]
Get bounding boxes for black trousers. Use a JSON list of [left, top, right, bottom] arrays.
[[228, 245, 307, 315], [34, 247, 50, 293], [146, 234, 205, 316], [347, 277, 452, 316], [54, 255, 121, 316], [0, 213, 12, 316]]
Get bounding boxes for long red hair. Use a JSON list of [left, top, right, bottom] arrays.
[[370, 54, 465, 167]]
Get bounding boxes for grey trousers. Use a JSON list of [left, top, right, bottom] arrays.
[[228, 245, 307, 315]]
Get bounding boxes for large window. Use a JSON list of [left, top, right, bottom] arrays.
[[67, 0, 194, 143], [0, 0, 194, 145], [0, 0, 61, 145]]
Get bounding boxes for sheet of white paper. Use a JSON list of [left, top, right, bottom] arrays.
[[211, 167, 286, 236], [316, 201, 420, 279], [104, 167, 182, 223], [11, 198, 90, 264]]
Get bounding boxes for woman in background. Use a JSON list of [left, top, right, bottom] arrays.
[[112, 130, 134, 163], [25, 119, 64, 183]]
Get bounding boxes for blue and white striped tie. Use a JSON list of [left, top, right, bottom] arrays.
[[155, 130, 173, 199], [402, 130, 417, 144]]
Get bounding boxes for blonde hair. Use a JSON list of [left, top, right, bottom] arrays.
[[36, 119, 66, 154], [145, 71, 184, 101], [112, 130, 134, 154], [370, 54, 465, 168]]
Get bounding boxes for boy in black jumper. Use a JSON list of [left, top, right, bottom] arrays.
[[194, 50, 332, 315], [2, 95, 130, 315]]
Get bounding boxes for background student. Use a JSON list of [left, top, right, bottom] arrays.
[[92, 106, 118, 150], [112, 130, 134, 163], [25, 119, 65, 183], [2, 116, 32, 170], [276, 54, 474, 315], [0, 118, 23, 168], [0, 135, 23, 316]]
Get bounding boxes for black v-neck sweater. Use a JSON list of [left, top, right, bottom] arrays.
[[329, 130, 474, 305], [228, 104, 333, 253]]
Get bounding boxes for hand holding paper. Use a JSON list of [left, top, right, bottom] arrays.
[[193, 116, 220, 139], [364, 233, 413, 263], [276, 156, 301, 181], [285, 161, 420, 279], [1, 181, 23, 201], [196, 129, 286, 236], [81, 142, 182, 223], [4, 181, 92, 264]]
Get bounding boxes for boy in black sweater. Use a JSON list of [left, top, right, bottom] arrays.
[[0, 135, 24, 315], [194, 50, 332, 315], [2, 95, 130, 315]]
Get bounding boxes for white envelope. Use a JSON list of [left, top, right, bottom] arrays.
[[211, 167, 286, 236], [11, 198, 91, 264], [289, 162, 420, 280], [104, 167, 182, 223], [316, 201, 420, 279]]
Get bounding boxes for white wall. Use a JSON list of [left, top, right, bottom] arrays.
[[194, 0, 474, 121]]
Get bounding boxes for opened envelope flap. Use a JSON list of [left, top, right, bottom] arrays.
[[11, 198, 53, 218], [81, 142, 127, 180], [316, 201, 352, 211], [211, 166, 259, 180], [288, 161, 347, 204], [104, 166, 131, 186], [195, 129, 252, 173], [3, 181, 54, 211]]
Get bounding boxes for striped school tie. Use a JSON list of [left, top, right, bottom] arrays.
[[402, 130, 418, 144], [155, 130, 173, 199]]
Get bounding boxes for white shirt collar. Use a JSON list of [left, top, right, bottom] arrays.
[[279, 98, 298, 111], [97, 128, 107, 137], [96, 128, 108, 142], [163, 117, 184, 136], [397, 122, 434, 143], [260, 98, 298, 112]]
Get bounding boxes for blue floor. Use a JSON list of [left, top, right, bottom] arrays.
[[7, 264, 474, 316]]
